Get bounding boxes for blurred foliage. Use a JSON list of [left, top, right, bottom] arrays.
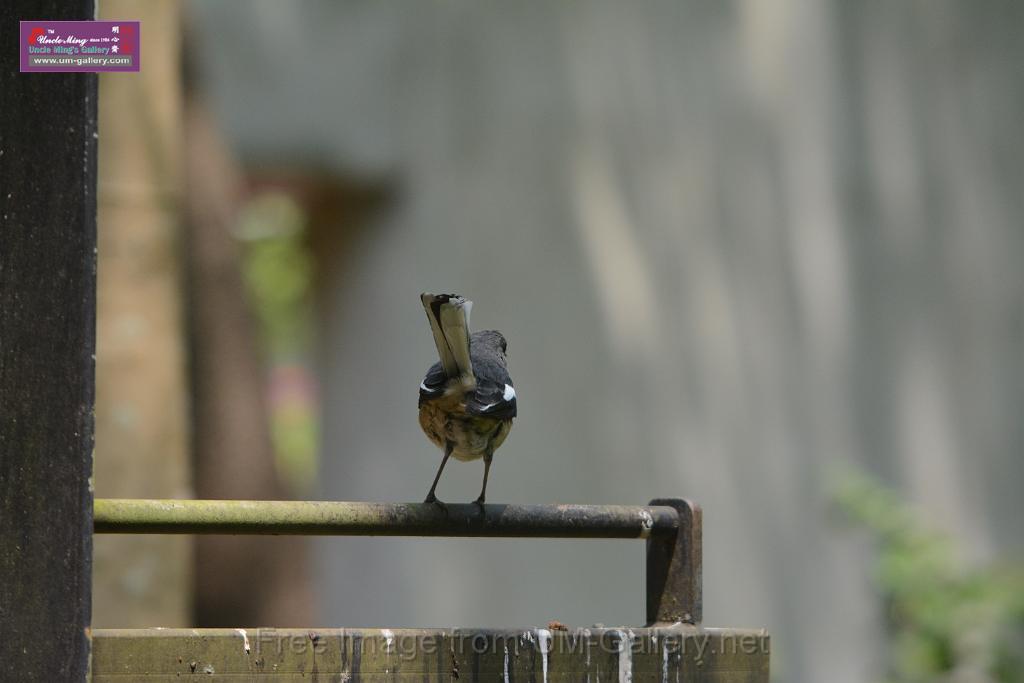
[[237, 191, 318, 492], [836, 472, 1024, 683], [238, 193, 314, 359], [267, 397, 318, 491]]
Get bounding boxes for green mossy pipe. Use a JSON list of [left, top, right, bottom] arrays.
[[93, 499, 679, 538]]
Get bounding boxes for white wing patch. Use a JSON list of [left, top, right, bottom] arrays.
[[469, 384, 515, 414]]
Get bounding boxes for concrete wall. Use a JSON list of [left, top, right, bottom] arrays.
[[190, 2, 1024, 680]]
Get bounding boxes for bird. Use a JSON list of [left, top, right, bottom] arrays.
[[417, 292, 516, 509]]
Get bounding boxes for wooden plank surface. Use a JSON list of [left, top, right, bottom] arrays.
[[0, 1, 97, 680], [92, 627, 769, 682]]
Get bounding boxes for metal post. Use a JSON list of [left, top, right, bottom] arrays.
[[646, 498, 702, 625]]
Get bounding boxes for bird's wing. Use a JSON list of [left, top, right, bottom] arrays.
[[466, 378, 517, 419], [418, 361, 448, 404]]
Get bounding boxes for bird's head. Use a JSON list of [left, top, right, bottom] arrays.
[[474, 329, 508, 355]]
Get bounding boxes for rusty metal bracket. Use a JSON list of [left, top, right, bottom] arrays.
[[646, 498, 702, 625], [94, 497, 703, 625]]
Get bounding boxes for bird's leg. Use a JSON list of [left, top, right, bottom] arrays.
[[473, 452, 493, 514], [424, 442, 453, 509]]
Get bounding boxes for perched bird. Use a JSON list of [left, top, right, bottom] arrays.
[[418, 293, 516, 508]]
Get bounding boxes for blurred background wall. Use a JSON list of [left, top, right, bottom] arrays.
[[90, 1, 1024, 681], [93, 0, 191, 628]]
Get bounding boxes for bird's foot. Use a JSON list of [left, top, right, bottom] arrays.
[[424, 494, 448, 513], [472, 498, 486, 517]]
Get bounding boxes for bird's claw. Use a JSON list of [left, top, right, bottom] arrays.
[[424, 495, 448, 513], [472, 498, 486, 517]]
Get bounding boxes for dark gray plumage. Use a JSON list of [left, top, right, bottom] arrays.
[[418, 293, 516, 508]]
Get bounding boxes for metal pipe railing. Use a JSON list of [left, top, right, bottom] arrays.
[[93, 497, 702, 625], [94, 499, 677, 538]]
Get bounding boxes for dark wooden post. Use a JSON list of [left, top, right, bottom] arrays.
[[0, 1, 98, 680]]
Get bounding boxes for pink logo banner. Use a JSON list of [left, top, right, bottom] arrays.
[[20, 21, 139, 73]]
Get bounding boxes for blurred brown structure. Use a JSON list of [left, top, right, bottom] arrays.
[[93, 0, 191, 628], [183, 86, 316, 627], [95, 1, 323, 628]]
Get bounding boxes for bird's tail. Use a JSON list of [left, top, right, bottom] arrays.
[[421, 292, 475, 390]]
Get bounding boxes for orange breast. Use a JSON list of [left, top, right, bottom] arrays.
[[418, 395, 513, 462]]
